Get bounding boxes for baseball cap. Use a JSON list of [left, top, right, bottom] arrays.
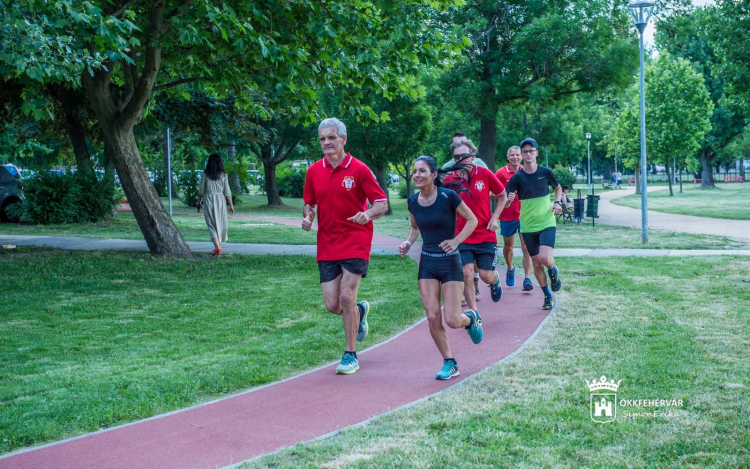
[[519, 138, 538, 149]]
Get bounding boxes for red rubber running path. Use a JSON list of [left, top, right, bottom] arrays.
[[0, 224, 550, 469]]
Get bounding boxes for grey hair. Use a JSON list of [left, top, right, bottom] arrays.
[[318, 117, 347, 137], [507, 145, 521, 155], [450, 138, 477, 155]]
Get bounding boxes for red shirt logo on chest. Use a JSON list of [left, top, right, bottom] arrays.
[[342, 176, 356, 191], [474, 180, 485, 191]]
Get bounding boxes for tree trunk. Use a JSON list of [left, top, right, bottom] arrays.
[[667, 158, 674, 196], [102, 125, 191, 256], [700, 150, 716, 188], [80, 1, 188, 256], [741, 152, 748, 179], [262, 160, 283, 206], [258, 141, 284, 206], [61, 98, 93, 175], [635, 166, 641, 195], [678, 162, 683, 193], [226, 142, 243, 194], [478, 117, 498, 173], [369, 163, 392, 216]]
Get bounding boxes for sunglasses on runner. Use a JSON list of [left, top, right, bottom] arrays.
[[453, 152, 474, 161]]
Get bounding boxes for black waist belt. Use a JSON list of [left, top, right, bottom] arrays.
[[421, 250, 459, 258]]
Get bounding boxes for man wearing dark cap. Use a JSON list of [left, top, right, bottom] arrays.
[[504, 138, 563, 310]]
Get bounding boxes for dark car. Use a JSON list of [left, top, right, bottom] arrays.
[[0, 165, 24, 222]]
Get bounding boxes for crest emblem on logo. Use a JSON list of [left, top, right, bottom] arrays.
[[474, 180, 485, 191], [342, 176, 356, 191], [586, 376, 621, 423]]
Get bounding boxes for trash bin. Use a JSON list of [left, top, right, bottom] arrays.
[[586, 193, 600, 226], [585, 194, 600, 218], [573, 198, 586, 222]]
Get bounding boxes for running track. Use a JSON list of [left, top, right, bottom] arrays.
[[0, 218, 550, 469]]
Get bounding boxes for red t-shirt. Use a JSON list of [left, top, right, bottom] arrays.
[[495, 164, 521, 222], [444, 166, 506, 244], [303, 153, 387, 262]]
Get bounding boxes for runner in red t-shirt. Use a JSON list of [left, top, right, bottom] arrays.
[[443, 138, 507, 317], [495, 146, 534, 291], [302, 118, 388, 375]]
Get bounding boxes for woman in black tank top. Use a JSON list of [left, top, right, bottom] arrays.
[[399, 156, 485, 380]]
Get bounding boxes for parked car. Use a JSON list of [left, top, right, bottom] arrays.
[[0, 164, 24, 222]]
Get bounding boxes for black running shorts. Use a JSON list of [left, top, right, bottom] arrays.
[[418, 251, 464, 284], [521, 227, 556, 257], [458, 241, 498, 271], [318, 258, 369, 283]]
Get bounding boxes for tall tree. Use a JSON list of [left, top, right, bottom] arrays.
[[613, 53, 713, 195], [707, 0, 750, 115], [1, 0, 461, 255], [658, 7, 746, 188], [438, 0, 648, 172]]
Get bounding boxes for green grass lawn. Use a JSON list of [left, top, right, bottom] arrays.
[[244, 256, 750, 468], [1, 191, 746, 249], [612, 184, 750, 220], [0, 212, 318, 245], [0, 248, 422, 454]]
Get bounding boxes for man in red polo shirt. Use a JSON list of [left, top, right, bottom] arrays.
[[302, 117, 388, 375], [444, 138, 507, 316], [495, 145, 533, 291]]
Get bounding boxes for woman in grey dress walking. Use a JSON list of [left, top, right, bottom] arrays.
[[196, 153, 234, 255]]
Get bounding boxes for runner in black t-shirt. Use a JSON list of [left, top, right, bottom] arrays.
[[399, 156, 484, 380], [505, 138, 563, 310]]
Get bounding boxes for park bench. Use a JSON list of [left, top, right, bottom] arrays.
[[601, 179, 613, 190], [627, 179, 636, 185], [725, 176, 744, 182], [693, 178, 702, 186]]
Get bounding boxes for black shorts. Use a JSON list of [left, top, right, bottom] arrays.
[[418, 251, 464, 284], [458, 241, 498, 271], [521, 227, 556, 257], [318, 258, 369, 283]]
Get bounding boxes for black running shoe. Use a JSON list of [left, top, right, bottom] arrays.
[[549, 266, 562, 292]]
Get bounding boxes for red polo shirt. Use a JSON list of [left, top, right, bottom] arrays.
[[444, 166, 506, 244], [495, 164, 522, 222], [303, 153, 387, 262]]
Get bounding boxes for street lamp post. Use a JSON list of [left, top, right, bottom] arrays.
[[586, 132, 592, 194], [629, 1, 654, 244]]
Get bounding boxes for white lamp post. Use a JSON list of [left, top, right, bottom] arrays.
[[586, 132, 592, 194], [629, 0, 654, 244]]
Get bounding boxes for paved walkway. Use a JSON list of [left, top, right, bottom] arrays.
[[2, 234, 749, 257], [0, 225, 551, 469], [596, 187, 750, 242]]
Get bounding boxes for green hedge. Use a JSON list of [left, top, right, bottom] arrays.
[[21, 171, 119, 224]]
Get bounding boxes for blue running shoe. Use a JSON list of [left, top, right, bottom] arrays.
[[549, 266, 562, 292], [523, 277, 534, 291], [506, 266, 515, 286], [435, 359, 459, 380], [464, 309, 483, 344], [356, 301, 370, 342], [542, 295, 553, 310], [335, 353, 359, 374], [490, 273, 503, 302]]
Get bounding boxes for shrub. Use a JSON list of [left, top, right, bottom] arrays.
[[276, 166, 307, 198], [21, 170, 119, 224], [552, 164, 577, 188], [177, 170, 200, 208]]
